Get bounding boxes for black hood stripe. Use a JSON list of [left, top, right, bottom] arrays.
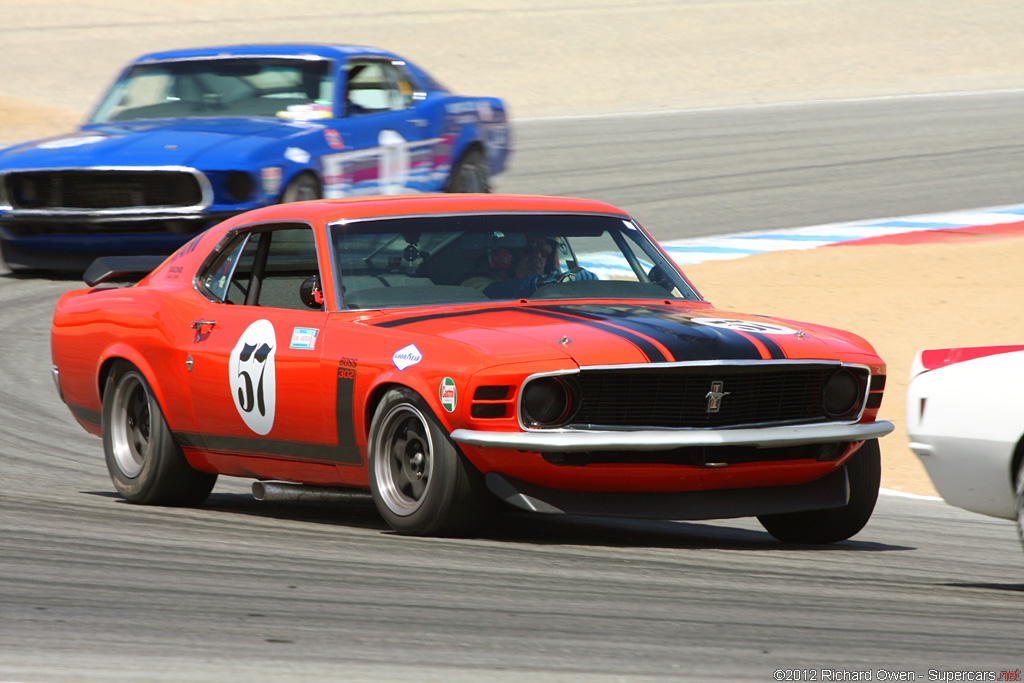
[[531, 304, 765, 361], [370, 304, 667, 362], [517, 306, 668, 362], [368, 302, 788, 363]]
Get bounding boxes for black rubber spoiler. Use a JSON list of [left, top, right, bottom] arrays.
[[84, 255, 168, 287]]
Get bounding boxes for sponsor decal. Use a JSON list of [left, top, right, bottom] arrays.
[[229, 320, 277, 435], [289, 327, 319, 350], [324, 129, 345, 150], [284, 147, 311, 164], [261, 166, 283, 196], [705, 381, 730, 413], [439, 377, 457, 412], [392, 343, 423, 371], [689, 318, 798, 335]]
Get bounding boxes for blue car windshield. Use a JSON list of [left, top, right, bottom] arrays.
[[327, 213, 702, 310], [90, 57, 335, 123]]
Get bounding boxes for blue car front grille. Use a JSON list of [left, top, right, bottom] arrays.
[[4, 170, 204, 210]]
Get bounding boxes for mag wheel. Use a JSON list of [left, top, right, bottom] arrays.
[[447, 149, 490, 193], [368, 387, 492, 536], [757, 439, 881, 544], [280, 173, 321, 203], [102, 362, 216, 506]]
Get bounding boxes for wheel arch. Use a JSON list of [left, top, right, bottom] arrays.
[[98, 347, 169, 421]]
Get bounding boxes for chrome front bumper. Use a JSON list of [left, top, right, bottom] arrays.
[[451, 420, 895, 452]]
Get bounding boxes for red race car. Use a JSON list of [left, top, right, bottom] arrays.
[[51, 194, 893, 542]]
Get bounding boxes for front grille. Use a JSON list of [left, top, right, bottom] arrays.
[[567, 363, 867, 429], [4, 170, 205, 210]]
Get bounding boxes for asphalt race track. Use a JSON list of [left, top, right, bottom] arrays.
[[2, 94, 1024, 681]]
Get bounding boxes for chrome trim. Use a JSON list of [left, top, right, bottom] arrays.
[[451, 420, 895, 453], [326, 209, 632, 229], [51, 366, 64, 403], [0, 166, 213, 215]]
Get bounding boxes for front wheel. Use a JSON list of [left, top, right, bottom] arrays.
[[102, 362, 217, 506], [280, 173, 321, 203], [757, 439, 881, 544], [368, 387, 493, 536]]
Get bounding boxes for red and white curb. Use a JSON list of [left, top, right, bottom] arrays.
[[660, 204, 1024, 265]]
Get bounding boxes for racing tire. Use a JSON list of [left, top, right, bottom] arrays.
[[280, 173, 321, 203], [102, 362, 217, 506], [1014, 460, 1024, 553], [368, 387, 494, 536], [757, 439, 881, 544], [447, 148, 490, 194]]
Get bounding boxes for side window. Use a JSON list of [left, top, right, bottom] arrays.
[[345, 60, 410, 114], [197, 224, 322, 310]]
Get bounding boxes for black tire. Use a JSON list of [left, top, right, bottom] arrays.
[[101, 362, 217, 506], [447, 148, 490, 193], [280, 173, 321, 203], [367, 387, 493, 536], [757, 439, 881, 544], [1014, 460, 1024, 553]]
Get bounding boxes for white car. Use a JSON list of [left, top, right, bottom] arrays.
[[906, 345, 1024, 550]]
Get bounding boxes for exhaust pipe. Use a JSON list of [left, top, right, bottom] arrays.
[[252, 481, 373, 504]]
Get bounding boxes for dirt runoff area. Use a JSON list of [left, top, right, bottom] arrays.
[[2, 0, 1024, 495]]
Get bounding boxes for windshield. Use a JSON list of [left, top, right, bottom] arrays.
[[90, 57, 335, 123], [328, 213, 701, 310]]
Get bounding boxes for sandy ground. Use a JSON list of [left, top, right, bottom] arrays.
[[2, 0, 1024, 495]]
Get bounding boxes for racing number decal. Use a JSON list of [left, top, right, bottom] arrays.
[[690, 318, 798, 335], [378, 129, 410, 194], [229, 319, 277, 435]]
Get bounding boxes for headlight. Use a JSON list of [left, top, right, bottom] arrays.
[[821, 369, 863, 419], [521, 376, 577, 427]]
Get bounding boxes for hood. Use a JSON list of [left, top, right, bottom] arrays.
[[0, 118, 316, 169], [366, 302, 879, 366]]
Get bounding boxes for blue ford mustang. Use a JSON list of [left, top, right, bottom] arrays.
[[0, 44, 511, 271]]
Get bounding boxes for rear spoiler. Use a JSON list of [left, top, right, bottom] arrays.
[[84, 255, 169, 287]]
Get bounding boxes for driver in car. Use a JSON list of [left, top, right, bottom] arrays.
[[462, 235, 597, 298]]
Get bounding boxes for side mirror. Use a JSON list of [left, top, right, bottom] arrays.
[[299, 275, 324, 310]]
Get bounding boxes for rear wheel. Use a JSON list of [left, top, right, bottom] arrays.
[[368, 387, 493, 536], [102, 362, 216, 506], [447, 149, 490, 193], [758, 439, 881, 544]]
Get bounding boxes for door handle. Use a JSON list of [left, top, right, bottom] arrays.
[[190, 320, 216, 342], [408, 118, 428, 127]]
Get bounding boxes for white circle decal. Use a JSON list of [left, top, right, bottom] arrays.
[[228, 319, 277, 435], [691, 318, 798, 335]]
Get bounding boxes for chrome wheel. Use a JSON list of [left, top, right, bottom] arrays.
[[109, 372, 151, 478], [373, 403, 434, 516]]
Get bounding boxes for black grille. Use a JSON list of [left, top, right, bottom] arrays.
[[5, 170, 204, 210], [566, 364, 867, 429]]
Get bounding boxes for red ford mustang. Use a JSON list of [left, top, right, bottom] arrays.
[[50, 194, 893, 541]]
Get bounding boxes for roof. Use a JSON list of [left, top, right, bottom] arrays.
[[220, 194, 634, 228], [134, 44, 400, 64]]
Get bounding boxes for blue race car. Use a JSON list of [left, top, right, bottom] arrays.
[[0, 44, 511, 271]]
